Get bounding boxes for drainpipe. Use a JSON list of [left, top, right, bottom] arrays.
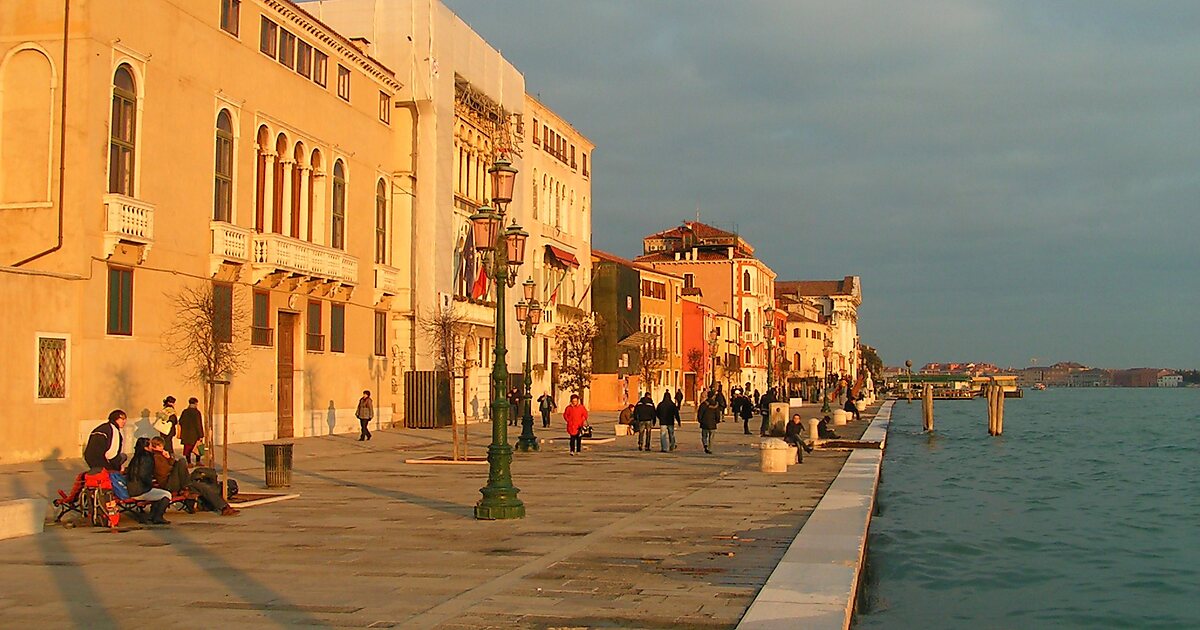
[[13, 0, 69, 267]]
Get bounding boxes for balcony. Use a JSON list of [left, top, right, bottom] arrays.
[[743, 331, 761, 344], [210, 221, 252, 275], [103, 193, 155, 262], [373, 263, 410, 305], [251, 233, 358, 286]]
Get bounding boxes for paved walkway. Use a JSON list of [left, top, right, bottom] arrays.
[[0, 402, 878, 629]]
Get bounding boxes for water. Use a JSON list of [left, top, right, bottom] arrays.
[[856, 388, 1200, 629]]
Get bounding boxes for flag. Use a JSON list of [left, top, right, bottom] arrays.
[[549, 286, 558, 304], [471, 265, 488, 300]]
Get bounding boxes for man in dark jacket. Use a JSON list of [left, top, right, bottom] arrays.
[[733, 390, 754, 435], [179, 397, 205, 466], [697, 393, 721, 454], [633, 394, 657, 451], [674, 388, 683, 409], [713, 384, 727, 419], [83, 409, 128, 472], [759, 387, 777, 436], [656, 391, 680, 452]]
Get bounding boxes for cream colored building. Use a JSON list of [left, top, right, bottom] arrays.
[[1, 0, 410, 463], [520, 95, 594, 406], [776, 277, 862, 382]]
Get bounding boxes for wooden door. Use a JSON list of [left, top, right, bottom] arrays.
[[276, 312, 296, 438]]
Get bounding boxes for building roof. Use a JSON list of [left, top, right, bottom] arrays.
[[591, 249, 682, 279], [640, 220, 756, 258], [776, 277, 858, 297]]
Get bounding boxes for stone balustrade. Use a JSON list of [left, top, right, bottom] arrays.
[[103, 193, 155, 261], [252, 233, 358, 285]]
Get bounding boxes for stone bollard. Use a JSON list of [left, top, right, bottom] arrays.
[[832, 409, 847, 426], [855, 399, 866, 412], [759, 438, 791, 473], [807, 417, 820, 442], [769, 402, 790, 436]]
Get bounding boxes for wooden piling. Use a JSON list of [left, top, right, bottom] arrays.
[[922, 383, 934, 431], [995, 385, 1004, 435]]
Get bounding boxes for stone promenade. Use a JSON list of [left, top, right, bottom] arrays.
[[0, 403, 875, 629]]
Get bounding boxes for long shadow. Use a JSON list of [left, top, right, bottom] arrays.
[[291, 466, 475, 519], [1, 458, 123, 629]]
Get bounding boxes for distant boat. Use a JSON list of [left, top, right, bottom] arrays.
[[1033, 383, 1047, 391]]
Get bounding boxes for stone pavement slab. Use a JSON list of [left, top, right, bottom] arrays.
[[0, 402, 879, 629]]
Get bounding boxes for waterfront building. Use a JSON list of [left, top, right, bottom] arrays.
[[775, 276, 861, 383], [589, 250, 642, 410], [637, 265, 684, 398], [777, 296, 831, 399], [0, 0, 407, 463], [635, 221, 776, 392], [680, 291, 718, 403]]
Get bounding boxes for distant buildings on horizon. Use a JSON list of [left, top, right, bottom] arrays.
[[882, 362, 1191, 388]]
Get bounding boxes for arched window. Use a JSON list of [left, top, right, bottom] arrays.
[[375, 179, 387, 264], [213, 110, 234, 222], [742, 270, 751, 292], [531, 170, 538, 219], [331, 160, 346, 249], [743, 309, 751, 331], [745, 348, 752, 366], [254, 126, 269, 232], [290, 142, 304, 237], [272, 133, 287, 233], [307, 149, 321, 242], [109, 65, 137, 195]]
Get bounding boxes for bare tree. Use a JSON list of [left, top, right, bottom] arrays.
[[686, 347, 706, 386], [557, 313, 602, 397], [418, 305, 476, 460], [162, 283, 248, 469], [638, 344, 667, 396]]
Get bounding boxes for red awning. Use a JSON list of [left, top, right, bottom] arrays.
[[545, 244, 580, 268]]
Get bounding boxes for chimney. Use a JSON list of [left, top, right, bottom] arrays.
[[727, 246, 734, 259], [350, 37, 373, 56]]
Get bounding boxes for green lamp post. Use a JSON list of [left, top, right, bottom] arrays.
[[821, 341, 832, 413], [471, 154, 528, 520], [515, 278, 542, 452], [764, 306, 775, 393]]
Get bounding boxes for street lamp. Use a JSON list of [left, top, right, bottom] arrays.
[[764, 306, 775, 393], [471, 154, 528, 521], [905, 359, 913, 402], [515, 278, 542, 452], [821, 341, 833, 413], [708, 328, 719, 388]]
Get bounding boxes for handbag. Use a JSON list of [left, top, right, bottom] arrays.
[[580, 423, 593, 439]]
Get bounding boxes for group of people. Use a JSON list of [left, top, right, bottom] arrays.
[[82, 396, 239, 526]]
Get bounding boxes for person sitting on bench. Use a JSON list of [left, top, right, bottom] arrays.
[[149, 437, 238, 516], [125, 437, 172, 525], [83, 409, 128, 472]]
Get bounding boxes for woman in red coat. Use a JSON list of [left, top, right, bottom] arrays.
[[563, 394, 589, 456]]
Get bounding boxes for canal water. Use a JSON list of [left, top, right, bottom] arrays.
[[856, 388, 1200, 629]]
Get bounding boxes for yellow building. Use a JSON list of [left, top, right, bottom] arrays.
[[0, 0, 411, 463], [637, 266, 684, 397], [776, 277, 862, 382], [778, 296, 831, 399]]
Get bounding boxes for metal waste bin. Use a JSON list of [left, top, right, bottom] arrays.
[[264, 441, 293, 488]]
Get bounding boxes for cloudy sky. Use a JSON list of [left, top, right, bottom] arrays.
[[445, 0, 1200, 370]]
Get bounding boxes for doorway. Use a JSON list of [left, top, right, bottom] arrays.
[[277, 311, 296, 438]]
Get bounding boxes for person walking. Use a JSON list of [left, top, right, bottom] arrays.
[[714, 383, 727, 420], [758, 386, 777, 436], [507, 387, 522, 426], [656, 390, 680, 452], [153, 396, 179, 456], [563, 394, 588, 456], [356, 390, 374, 441], [538, 392, 556, 428], [633, 393, 657, 452], [178, 397, 205, 466], [734, 389, 754, 435], [697, 392, 721, 454], [674, 388, 684, 409]]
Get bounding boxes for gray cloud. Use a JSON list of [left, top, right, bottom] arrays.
[[446, 0, 1200, 368]]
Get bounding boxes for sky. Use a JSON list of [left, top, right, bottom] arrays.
[[443, 0, 1200, 370]]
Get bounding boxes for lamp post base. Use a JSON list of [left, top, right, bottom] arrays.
[[516, 413, 540, 452], [475, 443, 525, 520]]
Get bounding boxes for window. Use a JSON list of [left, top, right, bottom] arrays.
[[272, 134, 287, 233], [306, 300, 323, 351], [213, 283, 233, 343], [220, 0, 240, 36], [251, 290, 272, 346], [583, 153, 589, 176], [793, 328, 800, 338], [683, 273, 694, 289], [37, 336, 68, 399], [278, 29, 296, 69], [331, 160, 346, 249], [106, 267, 133, 335], [313, 51, 328, 87], [296, 41, 312, 79], [570, 145, 576, 169], [259, 17, 277, 56], [337, 65, 350, 101], [375, 179, 387, 264], [532, 118, 540, 145], [213, 110, 234, 222], [109, 65, 137, 195], [330, 304, 345, 353], [374, 311, 387, 357], [742, 270, 751, 292], [378, 91, 390, 124], [742, 309, 751, 331]]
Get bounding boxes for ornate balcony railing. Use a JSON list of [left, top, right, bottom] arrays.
[[373, 263, 410, 305], [251, 233, 358, 285], [103, 193, 155, 261], [211, 221, 252, 262]]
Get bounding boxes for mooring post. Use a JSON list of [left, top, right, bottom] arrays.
[[995, 386, 1004, 435], [922, 383, 934, 431]]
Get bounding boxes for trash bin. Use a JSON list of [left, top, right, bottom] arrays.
[[264, 441, 293, 488], [760, 438, 792, 473]]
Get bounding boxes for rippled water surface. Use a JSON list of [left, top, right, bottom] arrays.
[[856, 388, 1200, 629]]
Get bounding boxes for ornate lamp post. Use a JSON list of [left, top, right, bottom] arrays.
[[821, 341, 833, 413], [471, 155, 528, 520], [764, 306, 775, 393], [905, 359, 913, 402], [708, 328, 719, 388], [514, 278, 542, 452]]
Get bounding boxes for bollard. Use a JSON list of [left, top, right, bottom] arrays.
[[807, 417, 820, 442], [769, 402, 790, 436], [759, 438, 792, 473], [832, 409, 847, 426], [264, 441, 293, 488]]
